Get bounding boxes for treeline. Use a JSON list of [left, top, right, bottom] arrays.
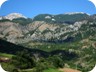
[[0, 39, 78, 58]]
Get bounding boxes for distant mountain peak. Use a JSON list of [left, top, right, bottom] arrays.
[[5, 13, 27, 20], [0, 13, 27, 20]]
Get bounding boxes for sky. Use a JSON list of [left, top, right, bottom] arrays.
[[0, 0, 96, 18]]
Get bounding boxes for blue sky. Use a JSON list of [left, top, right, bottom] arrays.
[[0, 0, 96, 18]]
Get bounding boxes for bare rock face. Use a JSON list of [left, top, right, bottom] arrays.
[[0, 22, 24, 43], [28, 21, 45, 31], [0, 20, 89, 43]]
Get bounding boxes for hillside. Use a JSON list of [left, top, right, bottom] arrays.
[[0, 12, 96, 72]]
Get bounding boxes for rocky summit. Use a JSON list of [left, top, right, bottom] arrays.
[[0, 13, 27, 20]]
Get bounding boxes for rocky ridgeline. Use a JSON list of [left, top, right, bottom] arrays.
[[0, 13, 96, 44]]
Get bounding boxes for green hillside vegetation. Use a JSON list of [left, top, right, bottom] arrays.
[[12, 18, 33, 25], [1, 49, 65, 72], [0, 19, 11, 22], [0, 53, 13, 58], [33, 13, 89, 24], [0, 35, 96, 72]]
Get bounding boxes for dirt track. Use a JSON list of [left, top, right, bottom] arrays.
[[59, 68, 81, 72]]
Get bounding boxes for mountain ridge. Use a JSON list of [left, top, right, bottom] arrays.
[[0, 12, 96, 44]]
